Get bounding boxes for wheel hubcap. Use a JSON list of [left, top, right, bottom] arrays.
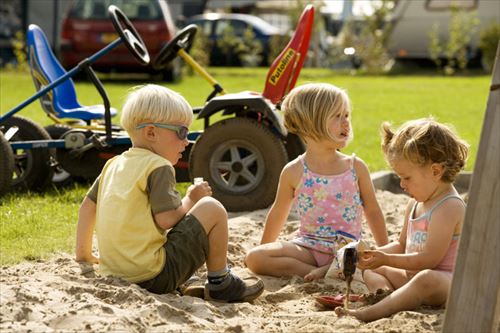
[[231, 161, 243, 173], [210, 140, 264, 194]]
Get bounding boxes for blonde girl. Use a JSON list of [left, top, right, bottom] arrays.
[[245, 83, 388, 280]]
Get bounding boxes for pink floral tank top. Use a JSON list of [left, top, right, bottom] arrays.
[[292, 154, 364, 254], [406, 195, 464, 272]]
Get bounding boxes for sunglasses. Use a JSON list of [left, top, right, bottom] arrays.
[[136, 123, 189, 140]]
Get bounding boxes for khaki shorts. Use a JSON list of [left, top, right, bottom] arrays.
[[138, 214, 208, 294]]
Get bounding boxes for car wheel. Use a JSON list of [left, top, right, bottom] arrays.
[[1, 116, 53, 191], [0, 132, 14, 197], [189, 117, 288, 212]]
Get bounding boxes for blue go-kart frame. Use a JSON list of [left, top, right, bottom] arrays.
[[0, 5, 200, 195]]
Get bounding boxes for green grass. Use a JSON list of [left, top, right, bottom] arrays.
[[0, 184, 87, 264], [0, 68, 492, 265]]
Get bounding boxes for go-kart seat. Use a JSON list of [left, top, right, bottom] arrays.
[[27, 24, 117, 121]]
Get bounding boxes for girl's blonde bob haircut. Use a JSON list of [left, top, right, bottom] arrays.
[[381, 118, 469, 183], [282, 83, 352, 142], [120, 84, 193, 134]]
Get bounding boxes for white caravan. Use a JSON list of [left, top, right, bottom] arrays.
[[387, 0, 500, 60]]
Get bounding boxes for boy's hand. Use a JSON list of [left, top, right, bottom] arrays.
[[357, 250, 386, 270], [76, 253, 99, 264], [187, 181, 212, 203]]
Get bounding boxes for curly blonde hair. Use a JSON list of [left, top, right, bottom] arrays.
[[381, 118, 469, 183], [282, 83, 352, 142]]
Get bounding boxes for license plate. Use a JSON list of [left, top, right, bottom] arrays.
[[100, 32, 119, 43]]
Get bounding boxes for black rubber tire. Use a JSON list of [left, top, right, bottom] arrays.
[[0, 132, 14, 197], [44, 124, 74, 187], [284, 133, 305, 161], [189, 117, 288, 212], [1, 116, 53, 191]]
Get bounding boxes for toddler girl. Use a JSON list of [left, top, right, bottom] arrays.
[[336, 118, 469, 321]]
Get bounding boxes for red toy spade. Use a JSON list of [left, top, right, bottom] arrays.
[[262, 4, 315, 104], [315, 294, 361, 309]]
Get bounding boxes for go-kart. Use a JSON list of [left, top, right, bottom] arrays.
[[0, 4, 314, 212], [0, 5, 149, 192]]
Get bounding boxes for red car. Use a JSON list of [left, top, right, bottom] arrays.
[[60, 0, 180, 81]]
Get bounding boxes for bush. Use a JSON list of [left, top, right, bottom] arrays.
[[185, 29, 211, 75], [216, 25, 241, 66], [268, 34, 290, 65], [215, 25, 263, 67], [478, 22, 500, 72], [5, 31, 29, 72], [338, 0, 396, 74], [236, 26, 263, 67], [428, 6, 479, 75]]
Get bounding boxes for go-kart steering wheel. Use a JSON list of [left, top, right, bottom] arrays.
[[108, 5, 150, 65], [153, 24, 198, 70]]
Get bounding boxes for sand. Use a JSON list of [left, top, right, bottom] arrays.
[[0, 190, 445, 332]]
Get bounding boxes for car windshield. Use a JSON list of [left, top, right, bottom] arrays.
[[69, 0, 162, 20], [239, 15, 279, 34]]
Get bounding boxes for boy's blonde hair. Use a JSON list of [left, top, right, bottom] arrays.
[[381, 118, 469, 183], [120, 84, 193, 134], [282, 83, 352, 142]]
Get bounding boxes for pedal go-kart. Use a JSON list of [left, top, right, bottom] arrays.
[[0, 5, 149, 193], [0, 5, 314, 212]]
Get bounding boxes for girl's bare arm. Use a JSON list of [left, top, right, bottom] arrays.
[[361, 199, 464, 270], [261, 161, 301, 244], [358, 200, 410, 269], [355, 158, 389, 246]]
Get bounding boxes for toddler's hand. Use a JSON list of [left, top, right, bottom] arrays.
[[187, 181, 212, 202], [357, 250, 385, 270]]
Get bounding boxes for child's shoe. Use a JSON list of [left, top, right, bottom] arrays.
[[205, 273, 264, 303]]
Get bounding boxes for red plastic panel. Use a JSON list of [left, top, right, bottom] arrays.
[[262, 5, 314, 104]]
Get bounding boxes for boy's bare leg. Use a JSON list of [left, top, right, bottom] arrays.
[[189, 197, 264, 302], [245, 242, 317, 277], [189, 197, 229, 272], [304, 265, 329, 281], [336, 269, 451, 322]]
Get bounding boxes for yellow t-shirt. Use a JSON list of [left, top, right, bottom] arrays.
[[92, 147, 181, 283]]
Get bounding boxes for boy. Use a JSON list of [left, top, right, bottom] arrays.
[[76, 84, 264, 302]]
